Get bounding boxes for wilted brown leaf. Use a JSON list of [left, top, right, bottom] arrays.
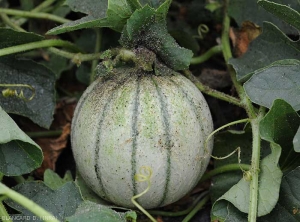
[[34, 98, 77, 177], [230, 21, 261, 57]]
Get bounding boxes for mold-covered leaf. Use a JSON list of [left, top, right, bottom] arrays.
[[293, 127, 300, 152], [258, 0, 300, 31], [120, 5, 193, 70], [228, 0, 300, 34], [0, 106, 43, 176], [44, 169, 73, 190], [65, 201, 137, 222], [5, 182, 83, 222], [0, 28, 43, 49], [258, 167, 300, 221], [244, 60, 300, 111], [259, 99, 300, 170], [229, 22, 300, 82], [0, 58, 56, 128]]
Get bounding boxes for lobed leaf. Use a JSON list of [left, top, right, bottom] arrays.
[[258, 167, 300, 221], [47, 0, 144, 35], [258, 0, 300, 31], [215, 143, 282, 216], [211, 130, 282, 219], [44, 169, 73, 190], [259, 99, 300, 170], [0, 106, 43, 176], [65, 201, 137, 222], [229, 22, 300, 82], [244, 60, 300, 111], [5, 182, 83, 222]]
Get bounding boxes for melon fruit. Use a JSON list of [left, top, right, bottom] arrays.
[[71, 64, 214, 209]]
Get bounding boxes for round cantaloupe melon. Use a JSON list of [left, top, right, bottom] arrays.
[[71, 66, 213, 209]]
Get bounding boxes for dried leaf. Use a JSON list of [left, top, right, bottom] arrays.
[[230, 21, 262, 57]]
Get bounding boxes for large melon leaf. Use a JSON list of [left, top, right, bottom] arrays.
[[229, 22, 300, 82], [0, 106, 43, 176], [4, 182, 83, 222], [244, 60, 300, 111], [258, 0, 300, 31], [259, 99, 300, 171]]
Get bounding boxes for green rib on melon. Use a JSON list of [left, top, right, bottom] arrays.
[[71, 67, 214, 209]]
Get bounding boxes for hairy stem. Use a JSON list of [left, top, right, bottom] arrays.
[[190, 45, 222, 65], [17, 0, 57, 26], [221, 1, 262, 221], [248, 109, 263, 222], [0, 183, 59, 222], [48, 48, 102, 64], [199, 163, 251, 183], [183, 70, 243, 108], [0, 13, 25, 31], [0, 8, 70, 24], [221, 2, 256, 118], [0, 40, 82, 57]]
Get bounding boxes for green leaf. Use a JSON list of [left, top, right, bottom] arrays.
[[46, 0, 108, 35], [215, 143, 282, 216], [211, 130, 280, 219], [0, 28, 43, 49], [229, 22, 300, 82], [106, 0, 141, 32], [0, 58, 56, 128], [47, 0, 142, 35], [258, 0, 300, 31], [65, 201, 137, 222], [228, 0, 300, 34], [0, 106, 43, 176], [5, 182, 83, 221], [212, 201, 247, 222], [293, 126, 300, 152], [75, 171, 110, 205], [259, 99, 300, 170], [258, 167, 300, 221], [244, 60, 300, 111], [44, 169, 73, 190], [120, 5, 193, 70]]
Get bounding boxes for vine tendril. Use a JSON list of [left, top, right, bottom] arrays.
[[0, 84, 35, 101], [204, 118, 252, 180], [193, 24, 209, 40], [131, 166, 156, 222]]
